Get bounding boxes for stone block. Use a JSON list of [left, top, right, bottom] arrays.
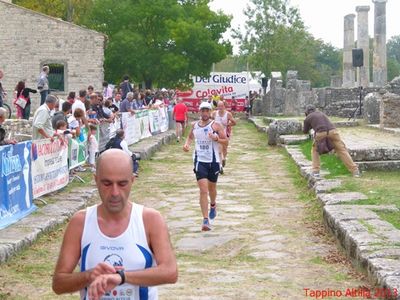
[[363, 92, 381, 124], [318, 192, 367, 205], [380, 93, 400, 128]]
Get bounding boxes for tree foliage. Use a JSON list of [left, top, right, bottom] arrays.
[[387, 35, 400, 80], [234, 0, 341, 87], [12, 0, 92, 22], [82, 0, 231, 88]]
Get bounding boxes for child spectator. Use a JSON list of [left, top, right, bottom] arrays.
[[87, 124, 99, 173]]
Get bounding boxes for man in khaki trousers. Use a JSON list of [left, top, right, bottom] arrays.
[[303, 105, 360, 178]]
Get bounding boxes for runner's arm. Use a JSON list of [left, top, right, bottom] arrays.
[[120, 208, 178, 286], [228, 112, 236, 126], [52, 211, 115, 294], [212, 122, 228, 146], [183, 122, 195, 152]]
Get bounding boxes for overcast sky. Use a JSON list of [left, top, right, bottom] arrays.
[[209, 0, 400, 54]]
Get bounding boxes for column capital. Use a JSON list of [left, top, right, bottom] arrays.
[[356, 5, 370, 12], [344, 14, 356, 20], [372, 0, 387, 4]]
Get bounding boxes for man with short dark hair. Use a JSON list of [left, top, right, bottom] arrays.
[[120, 75, 133, 100], [52, 149, 178, 299], [52, 101, 72, 129], [303, 104, 360, 177]]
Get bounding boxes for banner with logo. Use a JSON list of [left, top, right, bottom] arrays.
[[148, 109, 161, 135], [121, 112, 141, 145], [0, 142, 36, 230], [31, 138, 69, 199], [121, 110, 152, 145], [177, 72, 253, 112]]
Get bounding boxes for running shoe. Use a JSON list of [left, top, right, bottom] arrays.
[[201, 218, 211, 231], [209, 204, 217, 220], [220, 166, 224, 175]]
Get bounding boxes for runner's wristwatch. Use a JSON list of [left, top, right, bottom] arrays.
[[116, 269, 125, 285]]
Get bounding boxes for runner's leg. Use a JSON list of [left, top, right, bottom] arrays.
[[197, 178, 209, 219]]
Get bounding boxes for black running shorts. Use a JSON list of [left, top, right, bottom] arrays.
[[193, 161, 220, 182]]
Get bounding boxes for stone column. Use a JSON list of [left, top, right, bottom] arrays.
[[356, 6, 370, 87], [373, 0, 387, 87], [343, 14, 356, 88]]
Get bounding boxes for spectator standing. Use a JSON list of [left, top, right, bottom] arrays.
[[37, 66, 50, 105], [0, 70, 6, 108], [231, 96, 237, 113], [0, 107, 17, 145], [102, 81, 113, 99], [14, 81, 37, 120], [32, 95, 57, 140], [52, 101, 72, 129], [120, 75, 133, 100], [120, 92, 137, 114], [66, 91, 76, 105], [72, 89, 87, 116], [113, 92, 122, 111], [87, 124, 99, 172]]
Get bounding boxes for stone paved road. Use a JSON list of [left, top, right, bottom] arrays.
[[0, 121, 372, 300], [133, 121, 371, 299]]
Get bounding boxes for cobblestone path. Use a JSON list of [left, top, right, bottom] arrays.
[[0, 121, 371, 300], [134, 121, 370, 299]]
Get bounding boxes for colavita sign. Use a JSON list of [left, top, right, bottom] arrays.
[[177, 72, 251, 112]]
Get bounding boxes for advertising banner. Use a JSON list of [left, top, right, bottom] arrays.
[[177, 72, 251, 112], [68, 128, 88, 170], [121, 110, 152, 145], [31, 138, 69, 199], [0, 142, 36, 229], [148, 109, 161, 135]]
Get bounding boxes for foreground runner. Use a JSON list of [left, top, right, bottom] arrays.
[[212, 101, 236, 173], [52, 149, 177, 299], [183, 102, 228, 231]]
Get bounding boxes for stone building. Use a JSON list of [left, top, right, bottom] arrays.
[[0, 0, 106, 113]]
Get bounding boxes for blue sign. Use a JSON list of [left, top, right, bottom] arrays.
[[0, 141, 36, 229]]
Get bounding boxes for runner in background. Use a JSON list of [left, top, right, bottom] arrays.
[[183, 102, 228, 231], [172, 97, 188, 143], [212, 101, 236, 174]]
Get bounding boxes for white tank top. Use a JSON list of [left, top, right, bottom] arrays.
[[80, 203, 158, 300], [214, 111, 228, 129], [193, 120, 220, 163]]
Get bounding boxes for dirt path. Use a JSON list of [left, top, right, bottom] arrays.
[[0, 121, 371, 300]]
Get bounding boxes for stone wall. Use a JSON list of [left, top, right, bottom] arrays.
[[380, 93, 400, 128], [0, 1, 105, 114], [1, 119, 33, 141]]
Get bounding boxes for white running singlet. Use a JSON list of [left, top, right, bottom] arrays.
[[214, 111, 228, 136], [193, 120, 220, 163], [80, 203, 158, 300]]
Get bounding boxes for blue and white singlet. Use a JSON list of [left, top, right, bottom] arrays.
[[193, 120, 220, 163], [80, 203, 158, 300]]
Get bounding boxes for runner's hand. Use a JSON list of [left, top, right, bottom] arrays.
[[208, 132, 218, 141], [183, 144, 190, 152], [88, 273, 121, 300], [89, 262, 116, 283]]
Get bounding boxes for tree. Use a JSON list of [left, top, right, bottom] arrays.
[[12, 0, 92, 23], [387, 35, 400, 80], [83, 0, 232, 88], [234, 0, 341, 87]]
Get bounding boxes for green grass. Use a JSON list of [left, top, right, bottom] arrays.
[[299, 139, 351, 177], [376, 211, 400, 230]]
